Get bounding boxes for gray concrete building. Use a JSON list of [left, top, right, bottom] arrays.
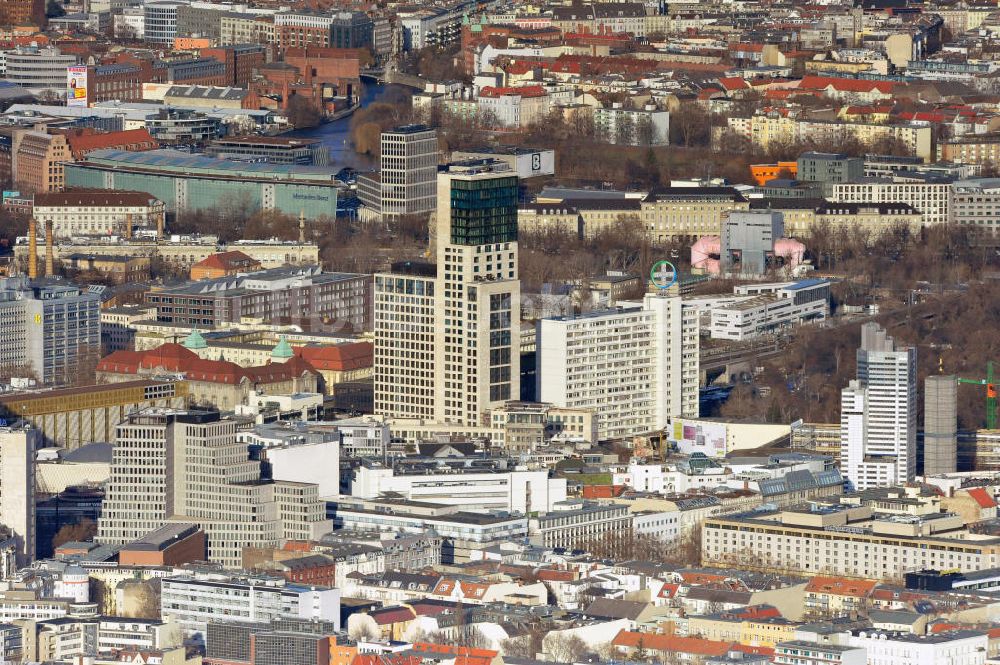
[[721, 210, 784, 277], [358, 125, 438, 221], [925, 374, 958, 475], [797, 151, 865, 184], [0, 277, 101, 386]]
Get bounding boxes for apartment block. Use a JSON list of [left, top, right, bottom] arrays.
[[774, 641, 866, 665], [537, 294, 699, 441], [938, 133, 1000, 164]]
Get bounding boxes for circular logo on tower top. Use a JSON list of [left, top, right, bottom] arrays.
[[650, 260, 678, 290]]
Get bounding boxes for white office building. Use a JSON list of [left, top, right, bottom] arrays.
[[951, 178, 1000, 233], [374, 161, 520, 426], [703, 279, 830, 341], [357, 125, 438, 220], [351, 462, 566, 513], [827, 180, 952, 226], [0, 277, 101, 386], [97, 410, 331, 569], [0, 425, 36, 565], [143, 1, 190, 44], [841, 323, 917, 490], [1, 46, 77, 94], [161, 575, 340, 641], [537, 294, 699, 441], [593, 104, 670, 146], [844, 630, 987, 665]]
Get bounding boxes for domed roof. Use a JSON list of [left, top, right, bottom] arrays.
[[272, 335, 294, 359], [182, 328, 207, 350]]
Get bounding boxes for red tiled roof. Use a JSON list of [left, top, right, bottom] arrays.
[[657, 583, 680, 599], [612, 631, 733, 657], [537, 568, 577, 582], [582, 485, 627, 499], [191, 250, 260, 272], [734, 645, 774, 657], [411, 643, 498, 665], [353, 655, 423, 665], [718, 76, 751, 90], [34, 189, 160, 208], [97, 343, 318, 385], [295, 342, 373, 371], [805, 576, 878, 597], [369, 606, 416, 625], [798, 75, 895, 94], [966, 487, 997, 509], [678, 571, 729, 585], [480, 84, 547, 98], [64, 128, 158, 160]]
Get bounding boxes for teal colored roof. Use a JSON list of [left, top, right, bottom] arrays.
[[272, 335, 294, 359], [182, 328, 207, 350], [82, 149, 341, 183]]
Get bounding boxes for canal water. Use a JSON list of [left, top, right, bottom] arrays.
[[283, 82, 408, 170]]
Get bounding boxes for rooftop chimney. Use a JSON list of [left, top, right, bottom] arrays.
[[27, 218, 38, 279], [45, 220, 54, 277]]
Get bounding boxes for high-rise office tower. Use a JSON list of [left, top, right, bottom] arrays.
[[0, 423, 36, 565], [357, 125, 438, 220], [924, 374, 958, 475], [374, 160, 520, 426], [841, 323, 917, 490], [0, 276, 100, 386], [97, 410, 330, 568]]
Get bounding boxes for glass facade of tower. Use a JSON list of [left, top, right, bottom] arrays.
[[448, 175, 519, 246]]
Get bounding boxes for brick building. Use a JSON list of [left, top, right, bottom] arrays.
[[201, 44, 267, 88], [118, 523, 207, 566], [0, 0, 45, 28], [189, 250, 262, 280], [87, 63, 144, 103], [62, 128, 159, 161], [12, 130, 69, 193]]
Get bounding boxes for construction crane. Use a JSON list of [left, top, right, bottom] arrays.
[[957, 361, 998, 430]]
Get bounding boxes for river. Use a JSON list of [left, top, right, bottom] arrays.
[[283, 82, 407, 170]]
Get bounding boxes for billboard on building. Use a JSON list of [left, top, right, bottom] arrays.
[[670, 417, 728, 458], [66, 66, 88, 107]]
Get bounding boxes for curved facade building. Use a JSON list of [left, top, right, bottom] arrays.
[[144, 1, 190, 44], [3, 47, 77, 93]]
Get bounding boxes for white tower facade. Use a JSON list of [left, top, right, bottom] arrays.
[[840, 323, 917, 490]]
